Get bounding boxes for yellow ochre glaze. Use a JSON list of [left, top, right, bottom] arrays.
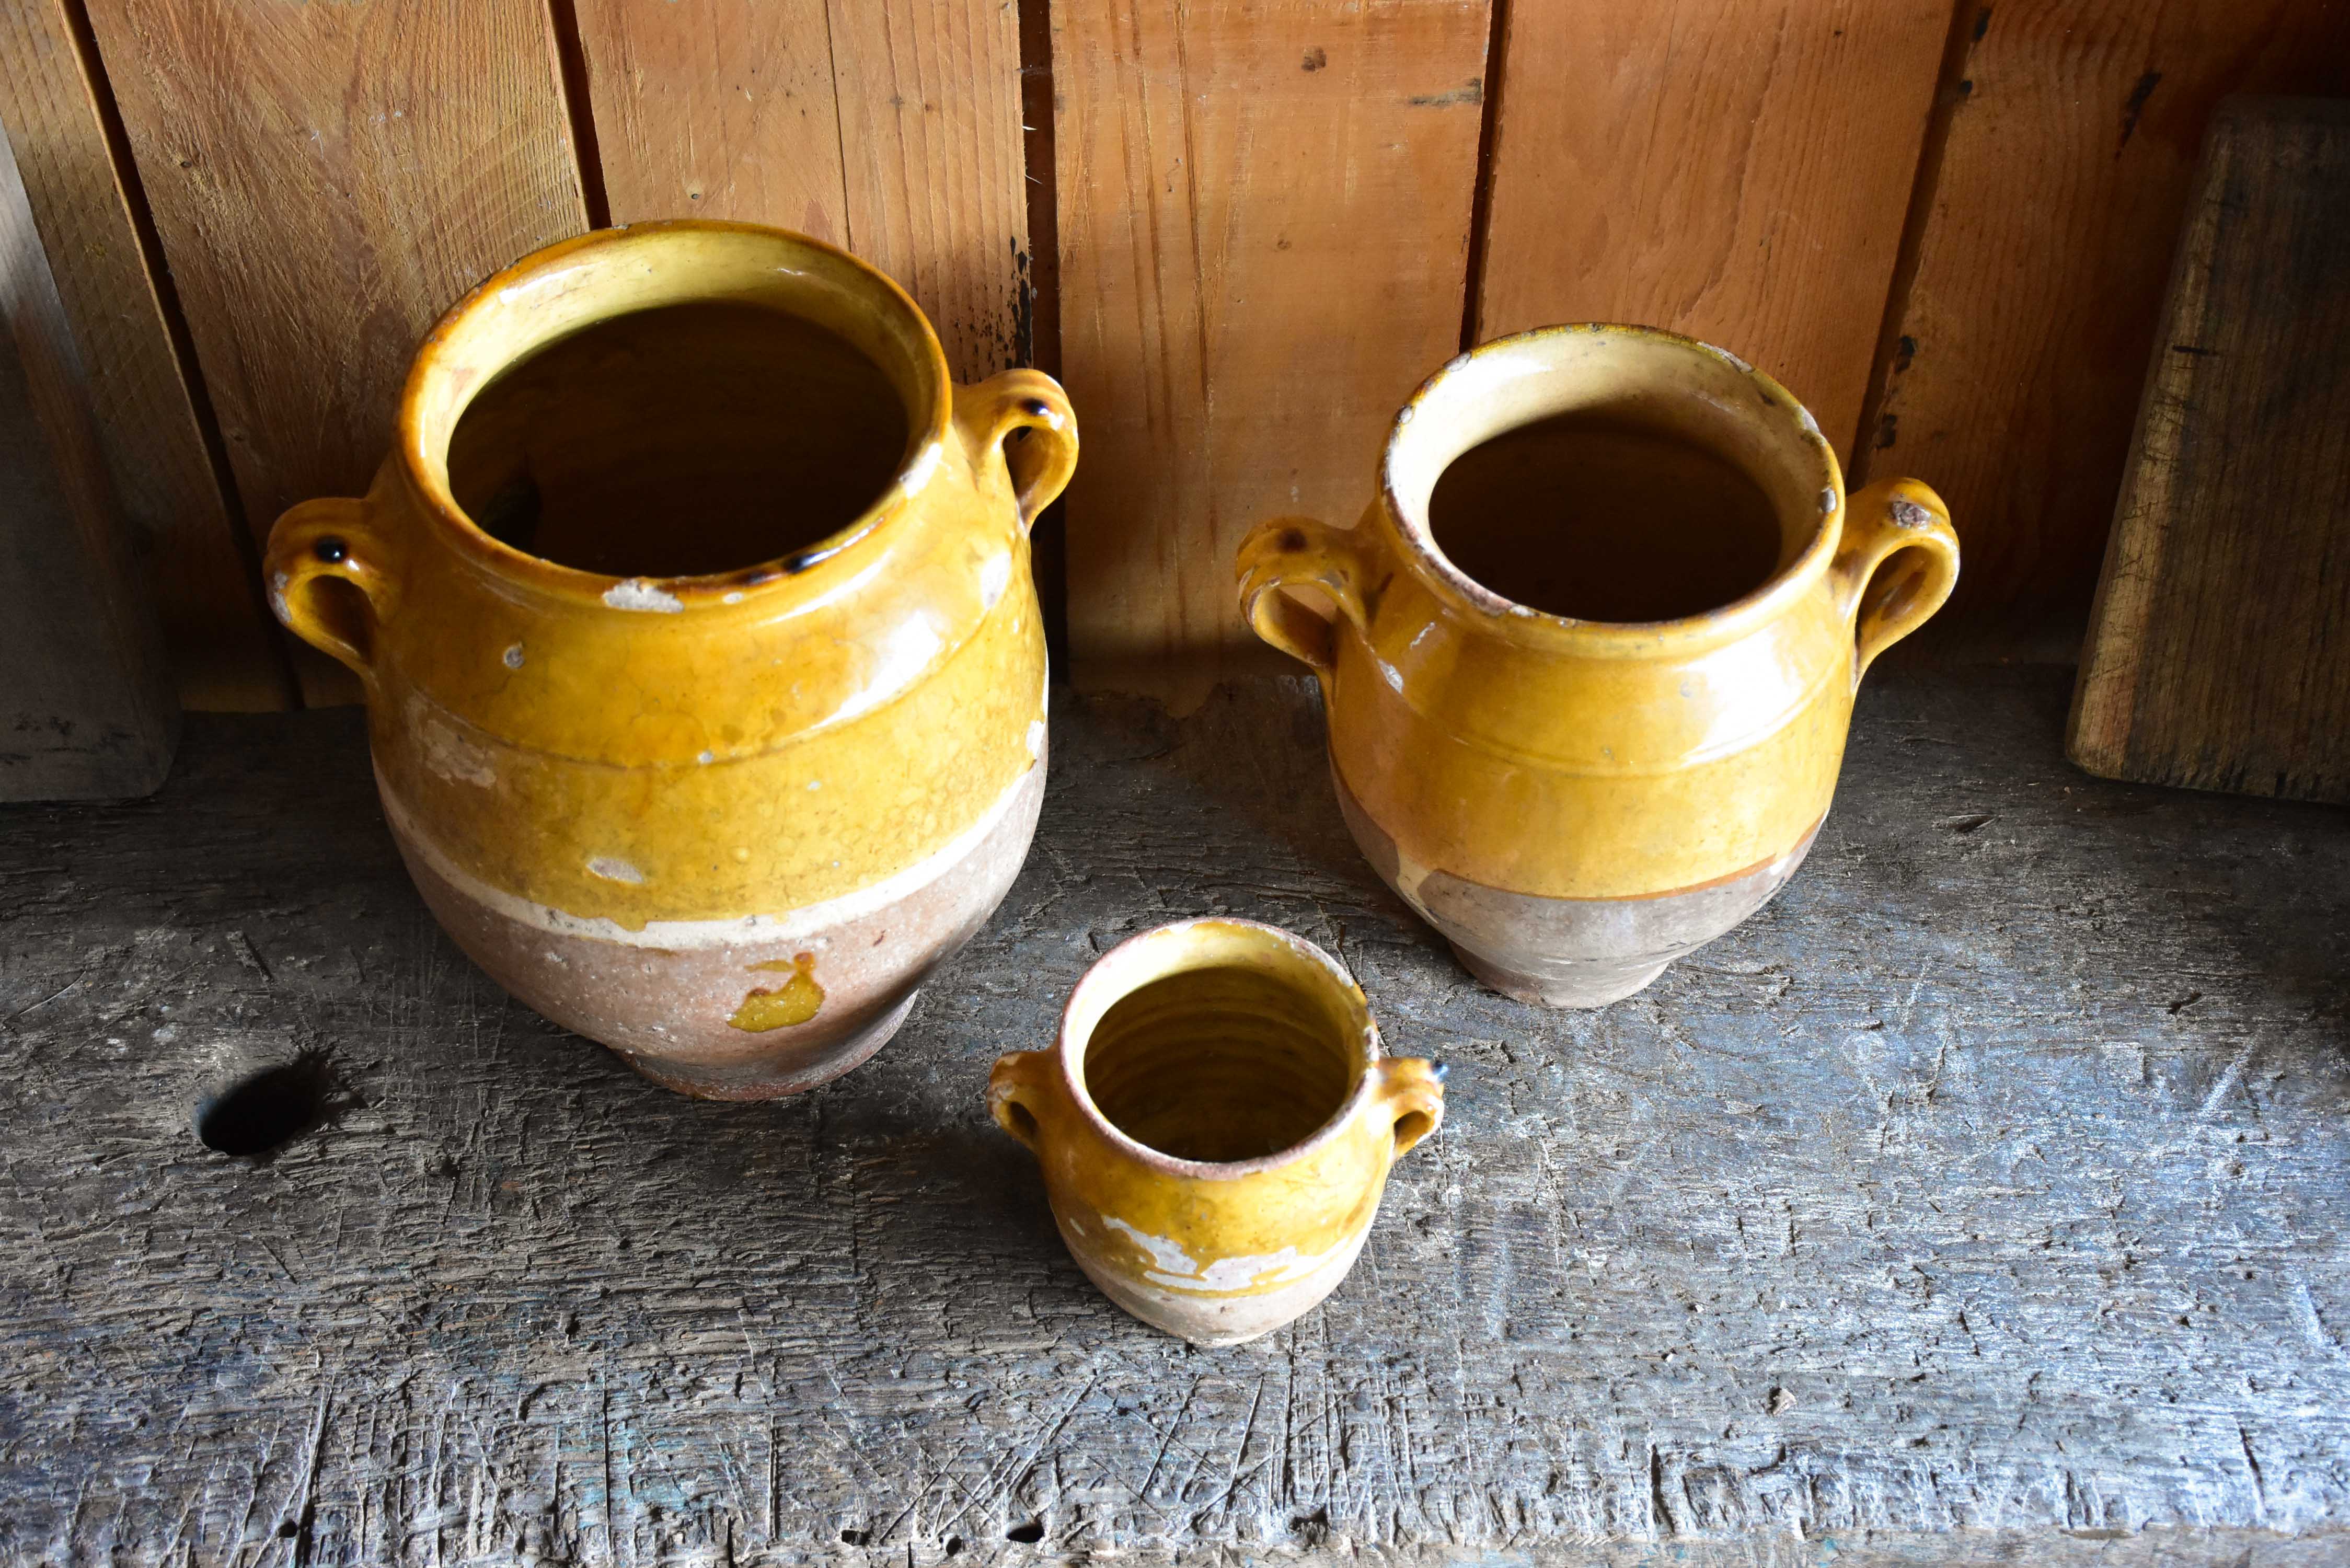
[[729, 954, 825, 1032], [263, 221, 1076, 930], [988, 920, 1444, 1343], [1236, 324, 1959, 904]]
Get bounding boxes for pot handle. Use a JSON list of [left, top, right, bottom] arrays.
[[958, 370, 1078, 532], [1831, 478, 1960, 687], [266, 495, 401, 685], [1235, 516, 1376, 674], [1370, 1056, 1447, 1157], [987, 1048, 1056, 1154]]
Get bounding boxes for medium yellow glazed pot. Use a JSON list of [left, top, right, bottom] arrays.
[[1236, 325, 1959, 1008], [264, 221, 1076, 1099], [988, 918, 1445, 1346]]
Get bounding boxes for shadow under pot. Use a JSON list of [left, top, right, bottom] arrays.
[[1236, 325, 1960, 1007], [989, 918, 1445, 1347], [264, 221, 1077, 1099]]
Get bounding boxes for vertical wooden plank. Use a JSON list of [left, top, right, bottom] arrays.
[[1474, 0, 1953, 469], [0, 110, 177, 798], [0, 0, 291, 710], [828, 0, 1032, 382], [1864, 0, 2350, 618], [80, 0, 591, 703], [570, 0, 849, 247], [574, 0, 1031, 385], [1057, 0, 1492, 700]]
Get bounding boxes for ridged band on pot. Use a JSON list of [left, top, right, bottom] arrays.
[[1235, 325, 1959, 1007], [262, 221, 1077, 1097], [988, 919, 1445, 1347]]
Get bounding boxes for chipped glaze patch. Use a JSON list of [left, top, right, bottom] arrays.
[[1102, 1217, 1346, 1295], [603, 578, 685, 613], [729, 953, 825, 1031], [586, 856, 646, 884], [1891, 499, 1937, 530], [416, 708, 497, 789], [1819, 487, 1839, 515], [1698, 339, 1755, 375], [503, 643, 525, 669], [1027, 718, 1047, 762]]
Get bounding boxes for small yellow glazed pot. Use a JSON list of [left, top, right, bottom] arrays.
[[988, 918, 1444, 1346], [265, 221, 1076, 1098], [1236, 325, 1958, 1008]]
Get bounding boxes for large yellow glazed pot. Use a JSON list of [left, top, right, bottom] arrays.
[[264, 221, 1076, 1099], [1236, 325, 1958, 1008]]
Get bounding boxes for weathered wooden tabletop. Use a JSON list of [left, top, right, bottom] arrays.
[[3, 660, 2346, 1567]]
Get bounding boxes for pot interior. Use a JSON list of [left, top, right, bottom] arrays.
[[1069, 923, 1369, 1166], [444, 298, 911, 579]]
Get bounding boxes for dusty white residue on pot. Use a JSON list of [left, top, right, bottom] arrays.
[[587, 856, 646, 884], [604, 578, 684, 613]]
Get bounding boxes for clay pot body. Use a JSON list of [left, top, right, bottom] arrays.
[[989, 919, 1444, 1346], [265, 222, 1076, 1098], [1237, 326, 1959, 1007]]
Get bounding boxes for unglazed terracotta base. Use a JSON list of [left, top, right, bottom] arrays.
[[383, 756, 1045, 1099], [1335, 763, 1821, 1008]]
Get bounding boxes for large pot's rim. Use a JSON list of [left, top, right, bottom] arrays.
[[1376, 323, 1847, 656], [1052, 918, 1386, 1183], [395, 219, 954, 612]]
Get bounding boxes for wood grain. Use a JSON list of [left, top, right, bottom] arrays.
[[1862, 0, 2350, 618], [1057, 0, 1491, 701], [569, 0, 848, 245], [2068, 98, 2350, 804], [78, 0, 592, 705], [574, 0, 1031, 383], [0, 108, 176, 798], [1475, 0, 1953, 467], [1, 665, 2347, 1560], [0, 0, 290, 711]]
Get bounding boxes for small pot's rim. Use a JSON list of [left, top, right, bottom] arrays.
[[1052, 917, 1384, 1182], [394, 218, 955, 611], [1376, 322, 1847, 654]]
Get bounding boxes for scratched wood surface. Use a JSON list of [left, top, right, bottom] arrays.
[[2, 660, 2346, 1564], [1055, 0, 1491, 702], [0, 0, 289, 711], [1859, 0, 2350, 619], [1473, 0, 1953, 466], [76, 0, 591, 706], [574, 0, 1031, 383]]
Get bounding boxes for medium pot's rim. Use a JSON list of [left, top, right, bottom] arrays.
[[395, 219, 955, 612], [1377, 323, 1847, 655], [1052, 917, 1384, 1182]]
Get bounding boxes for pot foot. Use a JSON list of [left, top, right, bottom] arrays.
[[615, 989, 922, 1101], [1449, 944, 1670, 1009]]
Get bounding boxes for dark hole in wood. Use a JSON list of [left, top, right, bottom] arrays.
[[838, 1528, 869, 1546], [944, 1537, 965, 1557], [277, 1521, 297, 1539], [1007, 1519, 1045, 1543], [195, 1053, 339, 1158]]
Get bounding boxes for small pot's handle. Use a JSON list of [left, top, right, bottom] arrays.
[[955, 370, 1079, 533], [1369, 1056, 1447, 1157], [1234, 517, 1377, 674], [1831, 478, 1960, 688], [987, 1048, 1057, 1154], [266, 495, 401, 685]]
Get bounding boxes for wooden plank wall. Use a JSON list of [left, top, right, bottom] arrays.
[[1, 0, 2344, 707]]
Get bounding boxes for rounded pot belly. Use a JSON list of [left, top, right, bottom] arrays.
[[1053, 1205, 1374, 1347], [1335, 762, 1818, 1008], [381, 755, 1045, 1099]]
